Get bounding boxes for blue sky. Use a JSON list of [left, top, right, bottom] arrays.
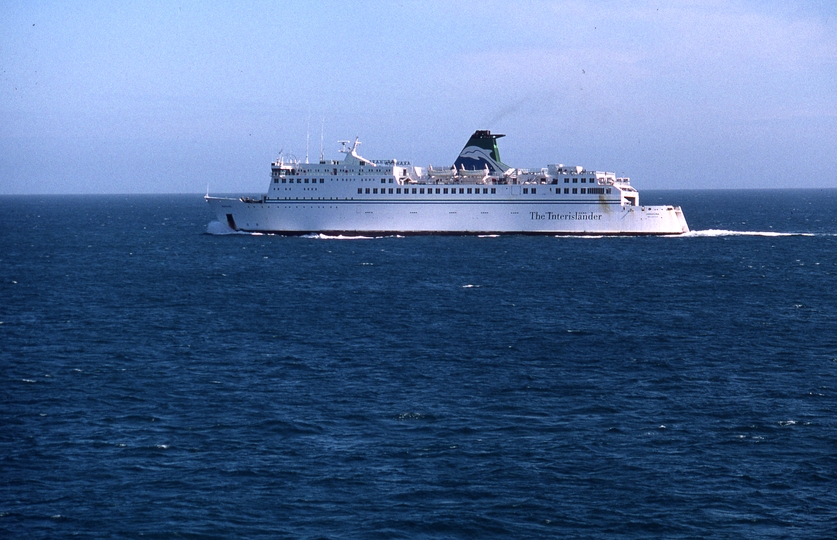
[[2, 0, 835, 194]]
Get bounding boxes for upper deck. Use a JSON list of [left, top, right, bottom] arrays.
[[261, 136, 640, 206]]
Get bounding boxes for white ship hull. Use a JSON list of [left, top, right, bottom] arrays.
[[207, 196, 688, 235], [206, 130, 689, 236]]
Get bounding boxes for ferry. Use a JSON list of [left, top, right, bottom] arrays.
[[205, 130, 689, 235]]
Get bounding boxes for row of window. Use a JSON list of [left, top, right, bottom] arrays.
[[274, 168, 407, 177], [538, 187, 610, 194], [274, 175, 607, 183], [275, 178, 326, 184], [354, 187, 613, 195], [274, 176, 606, 186], [561, 187, 609, 194], [275, 177, 401, 184], [273, 179, 611, 196], [359, 187, 499, 195]]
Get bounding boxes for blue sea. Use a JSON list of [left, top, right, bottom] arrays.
[[2, 189, 836, 538]]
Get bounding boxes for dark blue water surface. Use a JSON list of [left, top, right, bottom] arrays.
[[2, 190, 837, 538]]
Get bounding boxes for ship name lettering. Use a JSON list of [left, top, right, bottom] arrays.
[[530, 211, 603, 221]]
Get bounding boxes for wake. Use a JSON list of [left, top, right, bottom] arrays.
[[681, 229, 817, 238]]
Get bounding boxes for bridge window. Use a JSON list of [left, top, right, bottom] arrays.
[[491, 188, 496, 194]]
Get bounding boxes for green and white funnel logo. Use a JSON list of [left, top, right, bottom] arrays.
[[454, 130, 510, 173]]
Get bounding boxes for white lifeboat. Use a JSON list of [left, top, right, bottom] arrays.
[[428, 166, 456, 178]]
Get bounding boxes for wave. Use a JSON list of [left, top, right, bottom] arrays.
[[302, 233, 379, 240], [682, 229, 816, 238]]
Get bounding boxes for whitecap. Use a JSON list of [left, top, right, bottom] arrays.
[[682, 229, 815, 238], [304, 233, 377, 240]]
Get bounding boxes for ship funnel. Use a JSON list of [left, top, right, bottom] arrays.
[[453, 130, 510, 173]]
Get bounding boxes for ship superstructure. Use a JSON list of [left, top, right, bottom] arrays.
[[206, 130, 689, 235]]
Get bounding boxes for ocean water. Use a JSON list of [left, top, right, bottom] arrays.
[[2, 189, 836, 538]]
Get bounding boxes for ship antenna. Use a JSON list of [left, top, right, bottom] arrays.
[[305, 114, 310, 164], [319, 117, 325, 162]]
